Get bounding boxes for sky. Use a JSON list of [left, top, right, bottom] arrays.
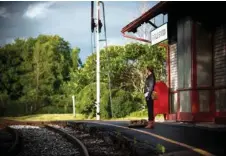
[[0, 1, 159, 62]]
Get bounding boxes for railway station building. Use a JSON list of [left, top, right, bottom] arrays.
[[121, 2, 226, 123]]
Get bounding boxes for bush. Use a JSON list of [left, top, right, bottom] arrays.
[[4, 100, 26, 116], [131, 91, 146, 110], [111, 89, 139, 118], [128, 109, 148, 117], [76, 82, 111, 119], [0, 93, 9, 116], [76, 84, 146, 119], [35, 105, 72, 114]]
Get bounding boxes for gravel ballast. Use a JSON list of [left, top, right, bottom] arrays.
[[10, 125, 80, 156], [52, 125, 132, 156]]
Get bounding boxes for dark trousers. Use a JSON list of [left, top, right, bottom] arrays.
[[146, 98, 154, 121]]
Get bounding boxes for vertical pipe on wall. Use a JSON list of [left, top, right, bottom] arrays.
[[158, 43, 170, 118]]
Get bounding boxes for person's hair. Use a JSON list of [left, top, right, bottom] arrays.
[[146, 66, 154, 73]]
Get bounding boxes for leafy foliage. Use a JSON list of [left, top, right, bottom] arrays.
[[78, 43, 166, 117], [76, 82, 111, 119], [111, 89, 140, 118], [0, 35, 81, 116], [0, 34, 166, 119]]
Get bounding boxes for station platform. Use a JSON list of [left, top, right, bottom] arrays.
[[68, 120, 226, 156]]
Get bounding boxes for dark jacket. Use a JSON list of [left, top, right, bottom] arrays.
[[144, 74, 156, 94]]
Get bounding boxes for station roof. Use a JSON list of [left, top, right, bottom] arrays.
[[121, 1, 226, 34], [121, 1, 169, 34]]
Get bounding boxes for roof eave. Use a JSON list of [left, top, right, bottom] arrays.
[[121, 1, 168, 34]]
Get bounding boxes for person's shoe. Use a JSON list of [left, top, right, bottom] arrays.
[[145, 121, 154, 129]]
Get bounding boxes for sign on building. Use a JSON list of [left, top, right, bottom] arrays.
[[151, 23, 168, 45]]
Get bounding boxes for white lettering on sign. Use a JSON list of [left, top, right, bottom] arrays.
[[151, 23, 168, 45]]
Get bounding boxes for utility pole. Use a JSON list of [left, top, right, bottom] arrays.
[[99, 1, 113, 118], [91, 1, 112, 119], [95, 1, 100, 120], [72, 95, 76, 117]]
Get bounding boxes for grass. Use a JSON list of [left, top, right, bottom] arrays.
[[109, 110, 165, 121], [156, 144, 166, 154], [2, 114, 87, 121], [1, 110, 165, 122], [2, 114, 145, 122]]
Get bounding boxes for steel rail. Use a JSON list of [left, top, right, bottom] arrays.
[[5, 126, 23, 156], [45, 124, 89, 156]]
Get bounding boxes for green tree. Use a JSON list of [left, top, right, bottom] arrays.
[[77, 43, 166, 118], [81, 43, 166, 92], [0, 34, 78, 115]]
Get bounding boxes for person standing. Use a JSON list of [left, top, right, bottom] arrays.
[[144, 66, 156, 128]]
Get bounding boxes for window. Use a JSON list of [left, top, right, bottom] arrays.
[[177, 18, 192, 112], [196, 23, 212, 87], [177, 18, 192, 89]]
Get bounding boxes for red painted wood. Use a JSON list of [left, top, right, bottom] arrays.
[[167, 114, 177, 120], [166, 45, 171, 116], [171, 112, 215, 122], [122, 33, 151, 43], [210, 90, 215, 115], [158, 44, 171, 89], [177, 112, 194, 121], [215, 116, 226, 124], [193, 112, 214, 122], [177, 90, 180, 121], [153, 82, 169, 116], [159, 43, 171, 115], [121, 2, 167, 33], [215, 112, 226, 116], [167, 45, 170, 89]]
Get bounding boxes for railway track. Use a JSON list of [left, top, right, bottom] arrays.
[[45, 125, 89, 156], [1, 120, 132, 156], [49, 124, 132, 156], [0, 126, 23, 156], [9, 125, 88, 156], [1, 119, 225, 156]]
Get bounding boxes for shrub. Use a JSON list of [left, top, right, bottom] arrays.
[[76, 82, 111, 119], [128, 109, 148, 118], [35, 105, 72, 114], [131, 91, 146, 110], [4, 100, 26, 116], [111, 89, 139, 118], [76, 84, 146, 119]]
